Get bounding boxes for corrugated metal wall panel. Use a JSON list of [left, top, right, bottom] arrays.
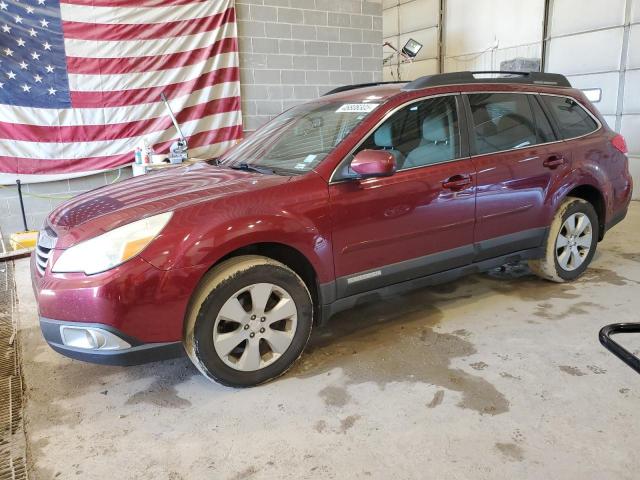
[[547, 28, 624, 75], [548, 0, 626, 35]]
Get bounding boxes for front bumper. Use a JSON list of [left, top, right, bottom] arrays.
[[40, 317, 184, 366], [31, 253, 208, 343]]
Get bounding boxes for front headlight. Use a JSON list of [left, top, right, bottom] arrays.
[[52, 212, 173, 275]]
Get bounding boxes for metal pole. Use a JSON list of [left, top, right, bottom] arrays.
[[396, 0, 400, 80], [541, 0, 551, 72], [615, 0, 632, 133], [438, 0, 445, 73], [15, 180, 28, 231]]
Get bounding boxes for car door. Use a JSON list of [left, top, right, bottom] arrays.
[[465, 92, 567, 261], [329, 95, 477, 298]]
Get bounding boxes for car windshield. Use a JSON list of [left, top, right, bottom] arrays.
[[218, 101, 380, 174]]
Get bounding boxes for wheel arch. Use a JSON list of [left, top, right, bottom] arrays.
[[191, 242, 324, 326], [565, 184, 607, 240]]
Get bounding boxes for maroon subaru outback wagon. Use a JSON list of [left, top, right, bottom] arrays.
[[32, 71, 633, 386]]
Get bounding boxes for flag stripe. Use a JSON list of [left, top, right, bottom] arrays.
[[0, 126, 242, 174], [0, 96, 240, 142], [60, 0, 225, 24], [0, 143, 231, 194], [61, 0, 212, 6], [60, 0, 210, 7], [0, 111, 242, 159], [69, 51, 236, 93], [0, 80, 238, 126], [63, 22, 226, 58], [63, 6, 234, 41], [66, 36, 237, 75], [70, 65, 239, 108]]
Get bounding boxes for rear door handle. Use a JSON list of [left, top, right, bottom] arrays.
[[543, 155, 565, 169], [442, 174, 472, 191]]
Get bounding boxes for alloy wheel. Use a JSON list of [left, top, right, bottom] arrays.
[[555, 212, 593, 271], [213, 283, 298, 371]]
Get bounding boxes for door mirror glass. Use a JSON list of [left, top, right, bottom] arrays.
[[350, 149, 396, 178]]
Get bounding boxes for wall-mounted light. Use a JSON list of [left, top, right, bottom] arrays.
[[383, 38, 423, 81], [383, 38, 423, 65], [581, 88, 602, 103], [402, 38, 423, 59]]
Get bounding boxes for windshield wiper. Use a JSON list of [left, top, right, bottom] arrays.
[[229, 162, 276, 175]]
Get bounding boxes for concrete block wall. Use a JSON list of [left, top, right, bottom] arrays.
[[0, 0, 384, 241], [237, 0, 384, 131]]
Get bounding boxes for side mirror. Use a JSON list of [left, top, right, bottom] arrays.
[[350, 150, 396, 178]]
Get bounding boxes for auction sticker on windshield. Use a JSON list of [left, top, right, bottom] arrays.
[[336, 103, 379, 113]]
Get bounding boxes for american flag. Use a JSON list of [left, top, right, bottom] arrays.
[[0, 0, 242, 182]]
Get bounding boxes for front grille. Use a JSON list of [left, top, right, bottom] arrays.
[[35, 227, 57, 276]]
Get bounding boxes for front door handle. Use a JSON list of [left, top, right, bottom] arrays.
[[543, 155, 565, 169], [442, 174, 472, 191]]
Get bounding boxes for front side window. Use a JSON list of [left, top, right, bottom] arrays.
[[541, 95, 599, 139], [218, 101, 380, 174], [468, 93, 544, 155], [339, 96, 460, 177]]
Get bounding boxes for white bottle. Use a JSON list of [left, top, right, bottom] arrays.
[[139, 139, 150, 164]]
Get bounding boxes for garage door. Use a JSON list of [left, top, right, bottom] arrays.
[[546, 0, 640, 194], [382, 0, 441, 81], [443, 0, 545, 73]]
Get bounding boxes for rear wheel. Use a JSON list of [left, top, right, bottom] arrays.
[[184, 255, 313, 387], [529, 196, 598, 282]]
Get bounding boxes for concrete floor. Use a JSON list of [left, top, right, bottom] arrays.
[[14, 202, 640, 480]]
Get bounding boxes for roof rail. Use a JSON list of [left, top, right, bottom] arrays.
[[323, 81, 406, 96], [403, 71, 572, 90]]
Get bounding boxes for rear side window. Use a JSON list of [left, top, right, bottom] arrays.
[[468, 93, 540, 155], [541, 95, 599, 139]]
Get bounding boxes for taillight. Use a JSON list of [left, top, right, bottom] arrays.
[[612, 134, 628, 154]]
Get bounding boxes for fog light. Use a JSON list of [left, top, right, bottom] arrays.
[[60, 326, 131, 350]]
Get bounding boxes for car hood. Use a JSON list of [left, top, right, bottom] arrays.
[[48, 162, 291, 247]]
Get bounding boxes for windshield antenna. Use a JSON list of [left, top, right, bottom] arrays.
[[160, 92, 189, 163]]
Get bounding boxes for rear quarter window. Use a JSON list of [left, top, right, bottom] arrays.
[[541, 95, 599, 139]]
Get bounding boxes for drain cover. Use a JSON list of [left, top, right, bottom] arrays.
[[0, 262, 28, 480]]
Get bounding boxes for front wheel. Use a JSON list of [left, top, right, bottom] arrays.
[[529, 196, 598, 282], [184, 255, 313, 387]]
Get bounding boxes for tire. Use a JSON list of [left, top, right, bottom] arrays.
[[184, 255, 313, 387], [529, 196, 598, 283]]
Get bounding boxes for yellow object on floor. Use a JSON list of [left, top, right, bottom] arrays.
[[10, 231, 38, 250]]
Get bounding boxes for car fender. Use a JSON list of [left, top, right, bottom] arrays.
[[141, 202, 334, 284], [548, 165, 611, 222]]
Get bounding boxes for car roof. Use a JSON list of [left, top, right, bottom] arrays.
[[320, 83, 408, 102], [320, 71, 574, 103]]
